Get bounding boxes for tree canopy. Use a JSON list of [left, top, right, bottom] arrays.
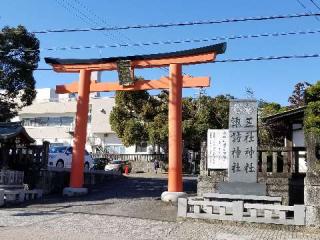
[[288, 81, 311, 108], [0, 25, 40, 121], [304, 81, 320, 135], [110, 86, 233, 152]]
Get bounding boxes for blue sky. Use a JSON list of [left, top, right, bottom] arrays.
[[1, 0, 320, 105]]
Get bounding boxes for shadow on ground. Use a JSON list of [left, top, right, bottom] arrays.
[[8, 175, 197, 222]]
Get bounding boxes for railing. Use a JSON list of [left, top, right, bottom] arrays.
[[178, 197, 305, 226], [257, 148, 306, 176], [91, 153, 167, 162], [0, 170, 24, 186]]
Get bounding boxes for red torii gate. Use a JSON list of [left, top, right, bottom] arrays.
[[45, 43, 226, 200]]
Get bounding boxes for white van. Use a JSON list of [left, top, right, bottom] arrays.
[[48, 146, 93, 170]]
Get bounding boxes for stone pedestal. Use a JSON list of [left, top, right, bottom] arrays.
[[217, 182, 266, 196], [161, 191, 186, 202]]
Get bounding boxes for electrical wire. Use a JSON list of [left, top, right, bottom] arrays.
[[28, 12, 320, 34], [310, 0, 320, 11], [2, 28, 320, 53], [60, 0, 171, 74], [295, 0, 320, 20], [213, 53, 320, 63]]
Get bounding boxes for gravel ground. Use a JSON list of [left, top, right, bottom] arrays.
[[0, 173, 319, 240]]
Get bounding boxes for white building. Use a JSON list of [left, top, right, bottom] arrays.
[[13, 87, 154, 155]]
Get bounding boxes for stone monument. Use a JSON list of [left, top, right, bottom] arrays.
[[217, 99, 266, 195]]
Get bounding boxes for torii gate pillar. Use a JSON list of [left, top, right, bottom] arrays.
[[168, 64, 183, 192], [63, 69, 91, 196], [161, 63, 186, 201]]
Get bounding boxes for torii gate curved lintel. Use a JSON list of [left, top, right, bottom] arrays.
[[45, 43, 226, 198]]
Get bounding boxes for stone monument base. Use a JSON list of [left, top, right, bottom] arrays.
[[161, 191, 187, 202], [217, 182, 266, 196], [63, 187, 88, 197]]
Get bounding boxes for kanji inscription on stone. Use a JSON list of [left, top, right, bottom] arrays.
[[207, 129, 229, 169], [228, 100, 258, 182]]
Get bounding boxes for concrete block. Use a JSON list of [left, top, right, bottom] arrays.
[[18, 191, 25, 203], [265, 209, 272, 220], [294, 205, 306, 226], [0, 189, 4, 206], [161, 191, 187, 202], [63, 187, 88, 197], [177, 198, 187, 217], [250, 209, 257, 218], [279, 211, 286, 220], [232, 201, 243, 221], [194, 205, 201, 214], [217, 182, 266, 196]]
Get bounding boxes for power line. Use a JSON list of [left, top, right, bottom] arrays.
[[59, 0, 172, 75], [3, 28, 320, 53], [310, 0, 320, 11], [54, 0, 127, 45], [295, 0, 320, 20], [60, 0, 170, 75], [29, 12, 320, 34], [23, 53, 320, 71], [214, 53, 320, 63]]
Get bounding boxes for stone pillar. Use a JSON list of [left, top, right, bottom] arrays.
[[199, 141, 207, 175], [261, 152, 268, 174], [282, 151, 288, 173], [305, 133, 320, 227], [272, 152, 278, 173]]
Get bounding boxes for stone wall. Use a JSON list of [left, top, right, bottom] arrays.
[[197, 171, 292, 205], [258, 175, 290, 205], [197, 170, 226, 196], [130, 160, 154, 173]]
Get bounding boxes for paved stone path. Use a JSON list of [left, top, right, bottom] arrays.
[[0, 174, 319, 240]]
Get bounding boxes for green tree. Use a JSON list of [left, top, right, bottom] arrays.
[[183, 94, 232, 150], [110, 89, 232, 152], [304, 81, 320, 135], [109, 88, 150, 147], [288, 81, 311, 108], [258, 101, 287, 147], [0, 25, 40, 121]]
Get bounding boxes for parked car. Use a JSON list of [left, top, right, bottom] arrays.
[[104, 160, 132, 173], [92, 157, 110, 170], [48, 146, 94, 170]]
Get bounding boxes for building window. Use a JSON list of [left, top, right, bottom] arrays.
[[48, 117, 61, 126], [135, 142, 148, 153], [60, 117, 74, 126], [106, 145, 125, 154], [22, 116, 74, 127]]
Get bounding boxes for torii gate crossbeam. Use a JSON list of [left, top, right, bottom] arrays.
[[45, 43, 226, 200]]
